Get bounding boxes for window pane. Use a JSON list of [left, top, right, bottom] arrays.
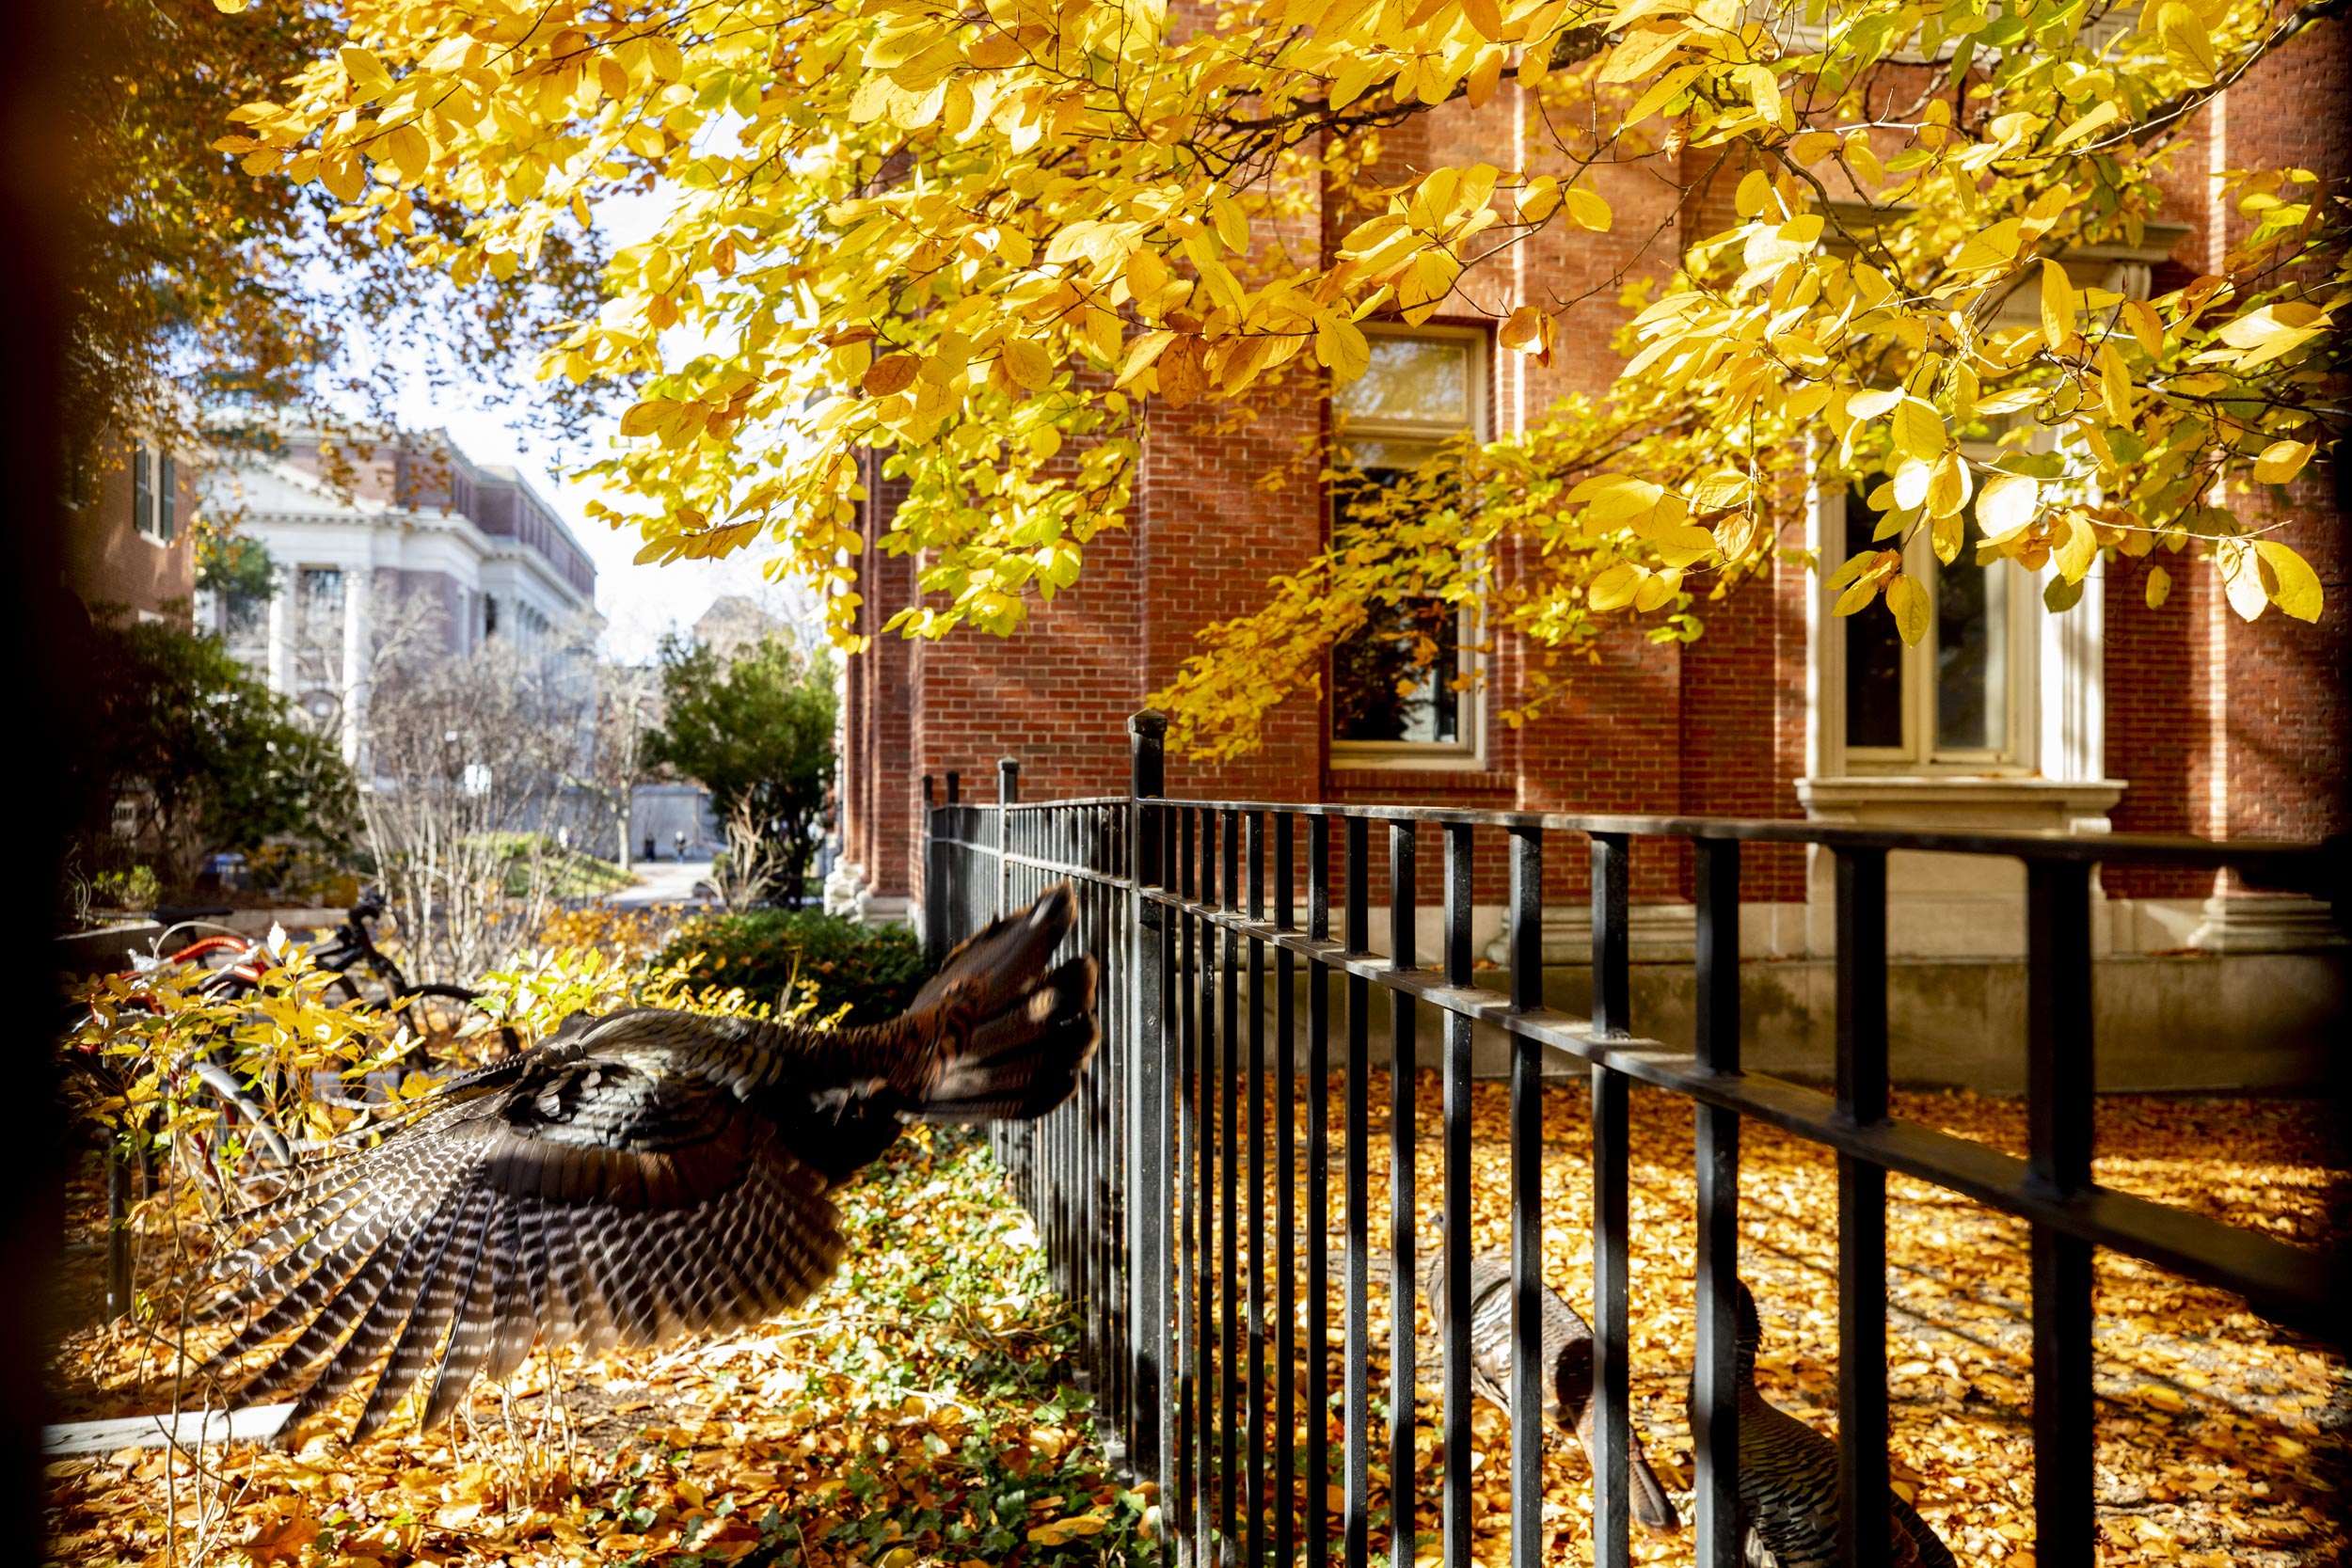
[[1331, 337, 1478, 752], [1335, 437, 1442, 471], [1331, 463, 1463, 744], [296, 567, 345, 691], [298, 566, 344, 614], [1843, 487, 1904, 750], [1336, 336, 1472, 427], [1332, 595, 1462, 744], [132, 445, 152, 538], [1935, 546, 2007, 752]]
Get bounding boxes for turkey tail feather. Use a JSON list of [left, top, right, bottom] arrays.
[[1625, 1444, 1681, 1537], [895, 882, 1097, 1125], [911, 955, 1097, 1124]]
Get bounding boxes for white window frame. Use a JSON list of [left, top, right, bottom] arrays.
[[1812, 470, 2042, 779], [1327, 324, 1490, 772]]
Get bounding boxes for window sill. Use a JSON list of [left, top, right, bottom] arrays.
[[1328, 744, 1488, 773], [1798, 775, 2125, 833]]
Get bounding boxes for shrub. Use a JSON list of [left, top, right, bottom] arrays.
[[655, 911, 930, 1026], [90, 865, 162, 914]]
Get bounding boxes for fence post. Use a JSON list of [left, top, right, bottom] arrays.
[[1126, 712, 1168, 1501], [1589, 832, 1631, 1568], [997, 758, 1020, 920], [2026, 860, 2095, 1566], [1833, 847, 1892, 1568], [944, 771, 962, 948], [1692, 838, 1741, 1568], [922, 775, 948, 962]]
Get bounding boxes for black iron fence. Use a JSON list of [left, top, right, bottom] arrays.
[[923, 714, 2339, 1568]]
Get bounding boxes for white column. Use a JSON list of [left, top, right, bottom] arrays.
[[341, 567, 372, 767], [2039, 571, 2106, 796], [265, 580, 294, 694]]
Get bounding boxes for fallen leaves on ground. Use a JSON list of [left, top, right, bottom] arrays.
[[1166, 1075, 2347, 1566], [41, 1076, 2347, 1567], [42, 1128, 1153, 1568]]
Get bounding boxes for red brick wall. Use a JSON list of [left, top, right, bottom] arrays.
[[2107, 17, 2352, 894], [65, 437, 195, 621], [842, 47, 2348, 915], [2208, 19, 2350, 853]]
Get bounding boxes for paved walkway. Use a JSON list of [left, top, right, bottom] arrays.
[[603, 859, 717, 911]]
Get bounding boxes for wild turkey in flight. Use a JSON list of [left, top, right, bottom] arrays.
[[1693, 1281, 1957, 1568], [200, 884, 1098, 1442], [1420, 1242, 1681, 1534]]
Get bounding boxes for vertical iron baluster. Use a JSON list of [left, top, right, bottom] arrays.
[[2027, 859, 2095, 1568], [998, 759, 1018, 919], [1589, 832, 1631, 1568], [1309, 815, 1334, 1568], [1440, 823, 1474, 1568], [1692, 839, 1742, 1568], [1222, 810, 1242, 1547], [1179, 807, 1200, 1553], [1248, 812, 1269, 1568], [1388, 820, 1419, 1568], [1343, 814, 1371, 1568], [1833, 847, 1891, 1568], [1276, 812, 1299, 1568], [1161, 789, 1183, 1507], [1200, 808, 1221, 1558], [923, 777, 949, 962], [1505, 828, 1544, 1568], [946, 773, 961, 958]]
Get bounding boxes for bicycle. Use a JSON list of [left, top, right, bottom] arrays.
[[68, 895, 516, 1318], [158, 894, 516, 1069]]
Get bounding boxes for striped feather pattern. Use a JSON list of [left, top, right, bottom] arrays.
[[1694, 1283, 1959, 1568], [206, 882, 1099, 1443], [1422, 1243, 1680, 1535]]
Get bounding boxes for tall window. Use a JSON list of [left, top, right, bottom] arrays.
[[294, 566, 346, 698], [132, 444, 155, 540], [156, 452, 177, 542], [1328, 328, 1486, 765], [1841, 484, 2025, 769]]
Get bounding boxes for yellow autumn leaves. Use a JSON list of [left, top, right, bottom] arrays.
[[205, 0, 2339, 717]]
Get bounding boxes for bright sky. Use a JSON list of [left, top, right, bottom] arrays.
[[400, 394, 785, 665], [374, 185, 801, 666]]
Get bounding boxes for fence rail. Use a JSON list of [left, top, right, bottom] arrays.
[[923, 715, 2339, 1568]]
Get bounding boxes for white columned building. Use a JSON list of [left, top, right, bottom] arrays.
[[200, 427, 600, 765]]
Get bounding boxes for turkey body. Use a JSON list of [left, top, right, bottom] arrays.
[[202, 885, 1098, 1442], [1696, 1283, 1957, 1568], [1421, 1244, 1680, 1534]]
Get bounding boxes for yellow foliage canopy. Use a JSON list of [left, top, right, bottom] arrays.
[[215, 0, 2344, 756]]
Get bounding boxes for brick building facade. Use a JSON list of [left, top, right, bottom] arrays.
[[836, 31, 2347, 1083], [63, 433, 199, 623]]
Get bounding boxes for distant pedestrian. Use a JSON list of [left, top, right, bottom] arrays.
[[644, 833, 656, 861], [675, 829, 687, 861]]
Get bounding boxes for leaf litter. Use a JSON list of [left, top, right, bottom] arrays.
[[1262, 1075, 2347, 1567], [40, 1076, 2348, 1566], [43, 1126, 1154, 1568]]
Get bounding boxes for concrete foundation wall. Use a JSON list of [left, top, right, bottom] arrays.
[[1244, 951, 2344, 1093]]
